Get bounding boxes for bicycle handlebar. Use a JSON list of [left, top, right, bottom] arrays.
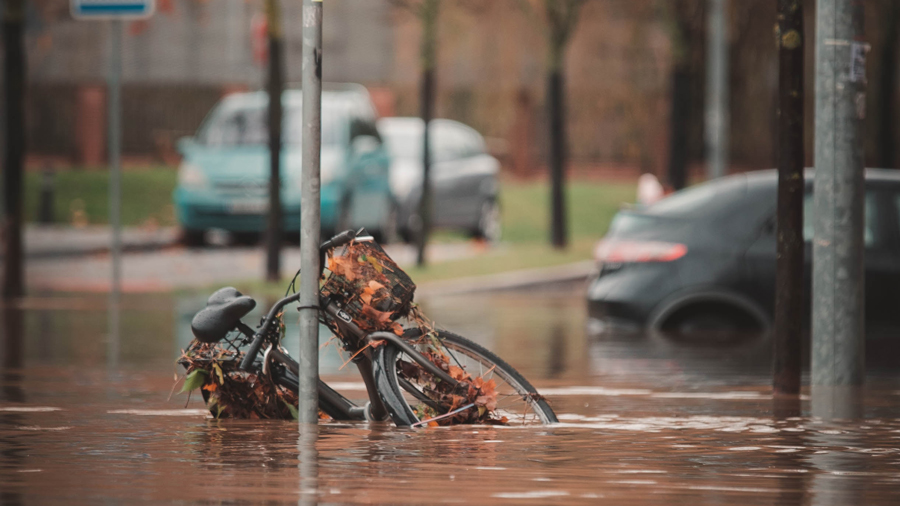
[[239, 231, 356, 371], [319, 229, 356, 254]]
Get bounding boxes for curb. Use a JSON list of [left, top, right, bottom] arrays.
[[22, 226, 179, 260]]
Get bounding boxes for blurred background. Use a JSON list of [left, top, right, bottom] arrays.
[[4, 0, 900, 348], [15, 0, 900, 178]]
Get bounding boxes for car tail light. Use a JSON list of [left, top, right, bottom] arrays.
[[593, 239, 688, 264]]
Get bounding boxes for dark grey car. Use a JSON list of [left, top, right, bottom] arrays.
[[377, 118, 501, 242], [588, 169, 900, 336]]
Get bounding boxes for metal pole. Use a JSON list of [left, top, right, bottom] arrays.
[[705, 0, 729, 180], [773, 0, 805, 396], [298, 0, 323, 425], [811, 0, 866, 417], [108, 19, 123, 369], [298, 424, 318, 506]]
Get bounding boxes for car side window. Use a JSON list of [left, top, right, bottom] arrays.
[[802, 191, 878, 248], [349, 114, 380, 142], [430, 125, 455, 163], [348, 101, 381, 143]]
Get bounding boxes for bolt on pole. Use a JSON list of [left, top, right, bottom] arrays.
[[108, 19, 123, 369], [811, 0, 866, 417], [773, 0, 805, 396], [298, 0, 323, 425], [705, 0, 729, 180]]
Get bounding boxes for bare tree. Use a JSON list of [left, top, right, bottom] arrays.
[[659, 0, 704, 191], [773, 0, 805, 396], [874, 0, 900, 168], [265, 0, 285, 282], [2, 0, 26, 300], [535, 0, 586, 249], [518, 0, 586, 248], [388, 0, 440, 266]]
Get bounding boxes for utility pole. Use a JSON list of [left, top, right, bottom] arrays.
[[415, 0, 439, 267], [811, 0, 866, 417], [265, 0, 284, 282], [298, 0, 323, 425], [773, 0, 805, 396], [2, 0, 25, 301], [705, 0, 729, 180]]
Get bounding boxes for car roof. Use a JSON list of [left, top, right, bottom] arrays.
[[728, 168, 900, 186], [377, 117, 479, 135]]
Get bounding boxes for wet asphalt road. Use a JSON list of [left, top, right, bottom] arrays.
[[2, 289, 900, 504]]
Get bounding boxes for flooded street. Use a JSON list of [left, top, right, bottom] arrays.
[[2, 288, 900, 505]]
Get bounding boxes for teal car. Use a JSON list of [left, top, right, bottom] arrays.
[[173, 85, 395, 245]]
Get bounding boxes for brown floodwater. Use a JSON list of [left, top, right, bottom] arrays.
[[2, 289, 900, 505]]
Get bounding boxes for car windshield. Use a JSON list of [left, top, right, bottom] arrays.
[[198, 102, 340, 147]]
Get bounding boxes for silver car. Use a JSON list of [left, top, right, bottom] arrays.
[[377, 117, 501, 243]]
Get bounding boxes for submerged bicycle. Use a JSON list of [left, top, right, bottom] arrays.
[[179, 229, 557, 427]]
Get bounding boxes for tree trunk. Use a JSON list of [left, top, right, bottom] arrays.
[[265, 0, 284, 282], [773, 0, 805, 396], [2, 0, 25, 300], [416, 0, 439, 267], [547, 68, 567, 249], [876, 1, 899, 168], [416, 67, 435, 267], [668, 64, 691, 190]]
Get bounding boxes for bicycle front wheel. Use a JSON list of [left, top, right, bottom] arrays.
[[372, 330, 557, 427]]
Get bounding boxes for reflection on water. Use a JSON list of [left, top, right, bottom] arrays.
[[0, 289, 898, 504]]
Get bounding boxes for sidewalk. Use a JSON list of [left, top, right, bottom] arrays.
[[22, 225, 179, 259], [25, 241, 484, 293]]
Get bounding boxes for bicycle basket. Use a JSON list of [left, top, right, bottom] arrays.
[[321, 238, 416, 332]]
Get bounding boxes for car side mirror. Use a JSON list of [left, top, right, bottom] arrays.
[[351, 135, 381, 156], [177, 136, 197, 155]]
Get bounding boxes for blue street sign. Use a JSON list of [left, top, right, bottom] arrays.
[[71, 0, 155, 19]]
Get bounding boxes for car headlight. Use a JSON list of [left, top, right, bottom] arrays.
[[178, 162, 207, 189]]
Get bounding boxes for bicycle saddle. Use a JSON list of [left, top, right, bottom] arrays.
[[191, 287, 256, 343]]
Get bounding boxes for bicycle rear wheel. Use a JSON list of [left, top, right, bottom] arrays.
[[372, 330, 557, 426]]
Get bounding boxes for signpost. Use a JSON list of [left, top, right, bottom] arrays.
[[71, 0, 155, 19], [71, 1, 154, 368]]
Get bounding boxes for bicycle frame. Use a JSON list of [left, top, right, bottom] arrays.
[[229, 229, 461, 422]]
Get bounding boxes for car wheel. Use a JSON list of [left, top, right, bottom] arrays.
[[232, 231, 260, 246], [182, 228, 206, 248], [676, 313, 739, 334], [666, 311, 760, 344], [474, 199, 501, 244]]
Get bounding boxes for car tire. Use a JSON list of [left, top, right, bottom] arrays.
[[182, 228, 206, 248], [676, 313, 739, 334], [473, 199, 501, 244], [232, 232, 260, 246]]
